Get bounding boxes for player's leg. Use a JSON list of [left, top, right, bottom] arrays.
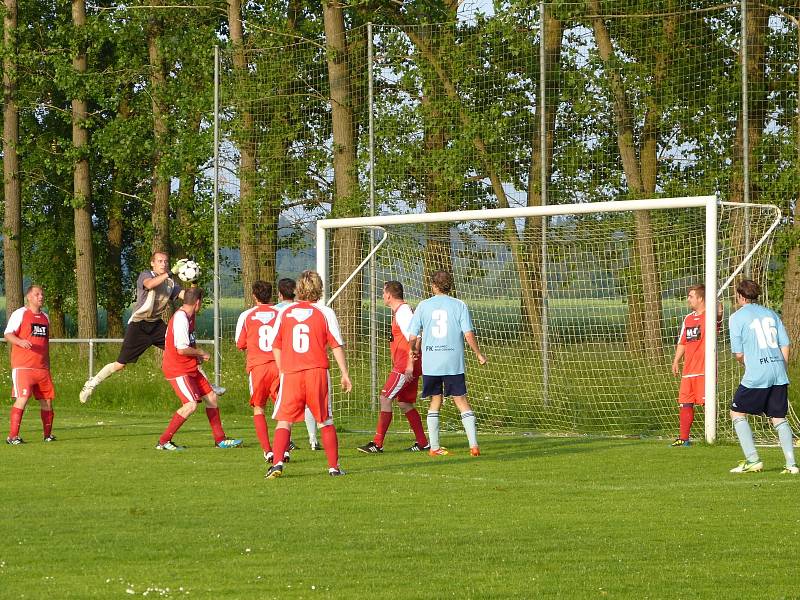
[[309, 369, 343, 475], [249, 368, 272, 459], [448, 375, 478, 456], [200, 375, 242, 449], [36, 371, 56, 441], [423, 376, 447, 455], [304, 407, 319, 450], [729, 385, 762, 473], [267, 372, 302, 478], [80, 361, 125, 403], [397, 376, 428, 450], [359, 372, 403, 453], [673, 377, 699, 446], [7, 369, 33, 444], [157, 377, 200, 450], [766, 385, 797, 473]]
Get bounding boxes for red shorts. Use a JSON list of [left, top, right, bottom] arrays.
[[678, 375, 705, 405], [249, 362, 280, 407], [273, 368, 331, 423], [11, 368, 55, 400], [167, 371, 214, 404], [381, 370, 419, 404]]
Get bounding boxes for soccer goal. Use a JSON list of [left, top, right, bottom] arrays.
[[316, 197, 785, 443]]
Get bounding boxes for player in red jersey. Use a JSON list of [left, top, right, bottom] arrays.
[[357, 281, 428, 453], [5, 285, 55, 444], [265, 270, 352, 478], [156, 287, 242, 450], [235, 280, 291, 463], [670, 284, 723, 446]]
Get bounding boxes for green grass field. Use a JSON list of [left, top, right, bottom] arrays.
[[2, 403, 799, 599]]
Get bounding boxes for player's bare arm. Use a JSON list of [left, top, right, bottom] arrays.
[[331, 346, 352, 392], [465, 331, 487, 365], [4, 332, 32, 350], [177, 346, 210, 362], [734, 352, 744, 364], [672, 344, 685, 376], [272, 347, 282, 372], [782, 345, 790, 364], [406, 335, 419, 378]]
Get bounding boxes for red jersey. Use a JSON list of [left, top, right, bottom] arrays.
[[4, 307, 50, 370], [677, 311, 721, 377], [270, 302, 343, 374], [162, 309, 199, 378], [235, 303, 278, 371], [391, 303, 421, 376]]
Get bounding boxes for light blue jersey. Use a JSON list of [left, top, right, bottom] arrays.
[[729, 303, 790, 388], [408, 294, 474, 376]]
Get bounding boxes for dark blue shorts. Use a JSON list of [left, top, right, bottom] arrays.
[[730, 384, 789, 418], [421, 374, 467, 398]]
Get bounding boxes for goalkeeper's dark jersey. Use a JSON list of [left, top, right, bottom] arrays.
[[128, 271, 181, 324]]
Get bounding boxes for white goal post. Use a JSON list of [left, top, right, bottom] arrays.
[[316, 196, 781, 443]]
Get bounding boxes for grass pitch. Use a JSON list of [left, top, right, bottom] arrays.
[[1, 405, 798, 599]]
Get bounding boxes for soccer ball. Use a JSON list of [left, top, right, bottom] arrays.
[[177, 260, 200, 283]]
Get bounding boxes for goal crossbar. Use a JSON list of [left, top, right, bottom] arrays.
[[315, 196, 779, 443]]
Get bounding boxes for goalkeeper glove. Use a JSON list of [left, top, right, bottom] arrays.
[[171, 258, 188, 275]]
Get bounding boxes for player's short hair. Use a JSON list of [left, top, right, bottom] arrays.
[[150, 251, 167, 262], [183, 286, 203, 305], [736, 279, 761, 301], [384, 280, 404, 300], [688, 284, 705, 301], [252, 280, 272, 304], [296, 270, 323, 302], [431, 270, 453, 294], [278, 278, 296, 300], [25, 284, 43, 296]]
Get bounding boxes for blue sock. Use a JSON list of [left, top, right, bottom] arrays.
[[733, 417, 759, 463], [775, 420, 796, 467], [461, 411, 478, 448], [427, 411, 440, 449]]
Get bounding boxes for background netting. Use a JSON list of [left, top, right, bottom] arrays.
[[325, 202, 788, 440]]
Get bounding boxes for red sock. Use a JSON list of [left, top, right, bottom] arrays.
[[373, 411, 393, 447], [321, 424, 339, 469], [253, 414, 271, 452], [9, 406, 24, 438], [159, 412, 187, 445], [41, 410, 54, 437], [405, 408, 428, 446], [205, 407, 226, 444], [679, 405, 694, 440], [272, 427, 291, 465]]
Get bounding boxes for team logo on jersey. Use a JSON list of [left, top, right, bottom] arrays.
[[31, 324, 48, 338], [252, 311, 276, 325], [288, 308, 313, 322], [685, 326, 701, 342]]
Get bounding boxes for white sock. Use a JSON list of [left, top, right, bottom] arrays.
[[91, 362, 119, 386], [461, 411, 478, 448], [304, 407, 318, 444], [733, 417, 759, 463], [427, 411, 440, 449], [775, 420, 797, 466]]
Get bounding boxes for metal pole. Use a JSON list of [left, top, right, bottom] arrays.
[[88, 339, 94, 381], [213, 45, 221, 385], [704, 197, 718, 444], [741, 0, 751, 275], [367, 22, 377, 413], [539, 0, 549, 408]]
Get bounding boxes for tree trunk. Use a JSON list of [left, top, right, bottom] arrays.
[[522, 5, 564, 338], [588, 0, 663, 357], [3, 0, 22, 316], [228, 0, 259, 305], [148, 2, 170, 256], [323, 0, 361, 347], [49, 296, 66, 338], [72, 0, 98, 338]]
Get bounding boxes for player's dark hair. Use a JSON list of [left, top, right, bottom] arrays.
[[150, 251, 167, 262], [688, 284, 705, 301], [736, 279, 761, 301], [384, 280, 404, 300], [431, 270, 453, 294], [278, 278, 296, 300], [252, 280, 272, 303], [25, 284, 43, 296], [183, 286, 204, 305]]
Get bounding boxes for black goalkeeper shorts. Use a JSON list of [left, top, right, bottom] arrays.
[[117, 320, 168, 364]]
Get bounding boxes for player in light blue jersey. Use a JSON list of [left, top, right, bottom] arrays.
[[407, 270, 487, 457], [727, 279, 797, 474], [275, 278, 320, 452]]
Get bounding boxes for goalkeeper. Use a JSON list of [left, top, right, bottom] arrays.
[[80, 252, 187, 403]]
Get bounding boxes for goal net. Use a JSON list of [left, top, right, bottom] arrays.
[[318, 197, 787, 442]]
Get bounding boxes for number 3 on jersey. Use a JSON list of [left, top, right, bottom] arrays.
[[431, 310, 448, 338], [292, 323, 310, 353]]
